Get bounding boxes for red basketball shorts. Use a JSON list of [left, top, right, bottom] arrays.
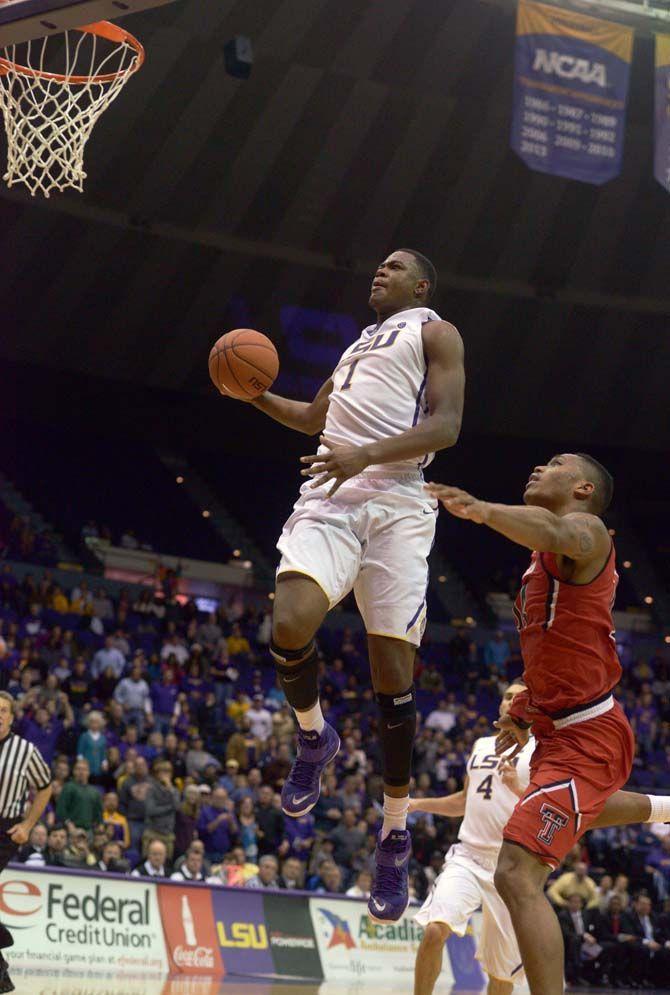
[[503, 701, 635, 869]]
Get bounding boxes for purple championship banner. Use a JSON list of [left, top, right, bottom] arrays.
[[654, 35, 670, 193], [511, 0, 633, 184]]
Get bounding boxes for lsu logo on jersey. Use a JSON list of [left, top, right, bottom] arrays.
[[532, 48, 607, 88], [349, 326, 402, 357], [470, 753, 501, 771]]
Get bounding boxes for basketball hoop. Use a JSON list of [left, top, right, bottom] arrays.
[[0, 20, 144, 197]]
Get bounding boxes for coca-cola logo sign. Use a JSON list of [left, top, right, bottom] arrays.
[[173, 945, 215, 969]]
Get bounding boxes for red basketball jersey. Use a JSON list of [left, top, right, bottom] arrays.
[[513, 543, 621, 716]]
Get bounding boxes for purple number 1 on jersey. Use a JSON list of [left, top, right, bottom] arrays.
[[340, 359, 359, 391]]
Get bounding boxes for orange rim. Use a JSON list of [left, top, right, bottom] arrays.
[[0, 20, 145, 84]]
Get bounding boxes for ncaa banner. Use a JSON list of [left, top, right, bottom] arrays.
[[654, 35, 670, 192], [511, 0, 633, 183]]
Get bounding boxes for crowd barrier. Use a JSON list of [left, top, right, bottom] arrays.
[[0, 864, 485, 986]]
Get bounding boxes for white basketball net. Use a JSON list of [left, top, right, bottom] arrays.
[[0, 24, 143, 197]]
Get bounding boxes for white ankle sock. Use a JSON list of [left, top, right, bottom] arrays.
[[295, 700, 325, 735], [381, 793, 409, 840], [646, 794, 670, 824]]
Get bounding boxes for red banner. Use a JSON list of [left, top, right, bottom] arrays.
[[157, 884, 224, 977]]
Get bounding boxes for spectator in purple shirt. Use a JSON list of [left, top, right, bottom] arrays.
[[104, 700, 126, 747], [197, 787, 239, 861], [181, 658, 211, 705], [121, 724, 155, 763], [18, 705, 65, 764], [151, 667, 179, 731], [285, 811, 315, 862], [632, 690, 659, 752], [328, 657, 347, 692]]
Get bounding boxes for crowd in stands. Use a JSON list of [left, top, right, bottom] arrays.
[[1, 562, 670, 989]]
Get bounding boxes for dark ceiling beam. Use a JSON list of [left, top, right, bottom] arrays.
[[4, 186, 670, 316]]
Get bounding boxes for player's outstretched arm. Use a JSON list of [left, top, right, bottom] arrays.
[[251, 378, 333, 435], [408, 780, 468, 818], [425, 486, 610, 563]]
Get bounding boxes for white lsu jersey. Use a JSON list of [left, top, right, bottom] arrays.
[[458, 735, 535, 857], [322, 306, 442, 476]]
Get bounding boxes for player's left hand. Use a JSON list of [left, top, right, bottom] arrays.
[[498, 759, 523, 796], [424, 483, 490, 524], [300, 436, 371, 497], [494, 714, 530, 759], [7, 821, 31, 845]]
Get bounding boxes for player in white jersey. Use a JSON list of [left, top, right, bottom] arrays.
[[412, 681, 532, 995], [241, 249, 465, 923]]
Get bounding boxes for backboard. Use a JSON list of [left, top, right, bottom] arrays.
[[0, 0, 179, 45]]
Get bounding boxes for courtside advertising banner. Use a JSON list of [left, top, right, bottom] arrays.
[[263, 891, 323, 979], [209, 886, 275, 976], [0, 866, 168, 975], [1, 866, 486, 984], [156, 882, 223, 976], [310, 896, 453, 983], [654, 35, 670, 192], [511, 0, 633, 183]]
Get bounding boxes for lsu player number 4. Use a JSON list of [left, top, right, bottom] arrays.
[[412, 681, 533, 995]]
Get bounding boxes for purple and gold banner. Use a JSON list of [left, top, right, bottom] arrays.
[[654, 35, 670, 193], [511, 0, 633, 184]]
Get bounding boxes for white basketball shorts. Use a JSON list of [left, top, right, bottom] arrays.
[[276, 472, 436, 646], [414, 843, 526, 986]]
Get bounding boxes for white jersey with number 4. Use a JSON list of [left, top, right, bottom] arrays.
[[459, 734, 534, 857], [415, 734, 535, 985], [322, 306, 442, 476]]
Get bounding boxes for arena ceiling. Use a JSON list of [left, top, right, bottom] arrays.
[[1, 0, 670, 451]]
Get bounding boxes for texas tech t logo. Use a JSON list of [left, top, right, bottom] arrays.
[[537, 802, 569, 845]]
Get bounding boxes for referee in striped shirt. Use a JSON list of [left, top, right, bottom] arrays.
[[0, 691, 52, 994]]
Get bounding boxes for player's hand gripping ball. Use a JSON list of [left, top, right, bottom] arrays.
[[208, 328, 279, 401]]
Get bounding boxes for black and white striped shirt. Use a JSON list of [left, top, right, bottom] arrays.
[[0, 733, 51, 820]]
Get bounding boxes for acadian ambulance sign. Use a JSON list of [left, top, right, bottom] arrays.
[[0, 867, 168, 974], [311, 897, 454, 982]]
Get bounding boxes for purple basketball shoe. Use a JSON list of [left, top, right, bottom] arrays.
[[367, 829, 411, 923], [281, 722, 340, 817]]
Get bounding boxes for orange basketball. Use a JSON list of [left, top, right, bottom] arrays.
[[208, 328, 279, 400]]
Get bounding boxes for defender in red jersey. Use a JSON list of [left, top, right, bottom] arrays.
[[427, 453, 635, 995], [514, 544, 620, 717]]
